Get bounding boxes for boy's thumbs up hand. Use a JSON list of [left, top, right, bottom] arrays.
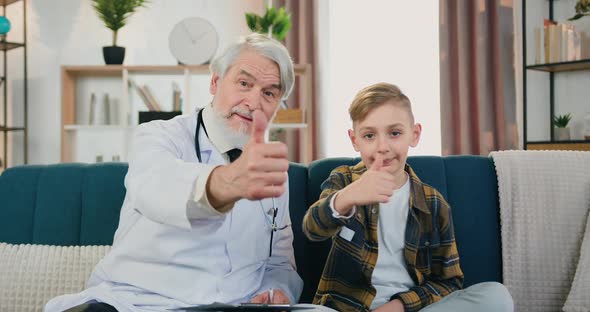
[[333, 153, 396, 215], [370, 153, 384, 171]]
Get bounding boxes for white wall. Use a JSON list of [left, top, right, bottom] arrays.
[[6, 0, 264, 165], [315, 0, 441, 158]]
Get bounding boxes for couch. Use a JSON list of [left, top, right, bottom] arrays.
[[0, 156, 503, 310]]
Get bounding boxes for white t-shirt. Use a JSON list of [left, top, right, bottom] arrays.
[[370, 175, 415, 310]]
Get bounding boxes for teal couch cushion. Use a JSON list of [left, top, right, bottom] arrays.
[[0, 163, 127, 245], [287, 162, 309, 289]]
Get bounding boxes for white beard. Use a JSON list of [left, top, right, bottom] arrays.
[[211, 105, 250, 149]]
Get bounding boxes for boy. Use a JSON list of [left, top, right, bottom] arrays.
[[302, 83, 513, 312]]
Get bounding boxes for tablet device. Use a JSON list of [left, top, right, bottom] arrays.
[[171, 302, 314, 311]]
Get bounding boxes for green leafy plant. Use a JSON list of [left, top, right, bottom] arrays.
[[92, 0, 148, 46], [553, 113, 573, 128], [568, 0, 590, 21], [245, 6, 292, 41]]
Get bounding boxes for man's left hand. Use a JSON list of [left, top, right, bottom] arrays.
[[250, 289, 290, 304]]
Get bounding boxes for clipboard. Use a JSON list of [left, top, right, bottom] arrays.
[[170, 302, 315, 311]]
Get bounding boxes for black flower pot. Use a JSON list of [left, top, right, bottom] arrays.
[[102, 46, 125, 65]]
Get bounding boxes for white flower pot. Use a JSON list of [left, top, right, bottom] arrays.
[[554, 127, 571, 141]]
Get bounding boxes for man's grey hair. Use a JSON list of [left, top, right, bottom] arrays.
[[210, 33, 295, 100]]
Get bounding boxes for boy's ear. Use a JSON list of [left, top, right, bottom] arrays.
[[348, 129, 360, 152], [210, 73, 220, 95], [410, 123, 422, 148]]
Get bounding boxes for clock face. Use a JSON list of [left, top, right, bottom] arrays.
[[169, 17, 218, 65]]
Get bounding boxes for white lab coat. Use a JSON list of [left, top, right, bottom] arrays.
[[45, 111, 303, 312]]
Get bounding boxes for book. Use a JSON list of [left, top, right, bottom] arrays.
[[142, 85, 162, 112], [534, 27, 543, 64], [172, 82, 182, 112], [274, 109, 303, 124], [566, 27, 575, 61], [543, 19, 556, 63], [581, 32, 590, 59], [129, 79, 155, 111], [574, 31, 582, 60]]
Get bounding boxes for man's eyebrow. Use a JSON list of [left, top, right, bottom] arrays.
[[238, 70, 256, 80], [239, 70, 281, 90]]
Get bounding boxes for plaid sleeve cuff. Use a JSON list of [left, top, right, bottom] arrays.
[[390, 290, 426, 312], [329, 191, 356, 219]]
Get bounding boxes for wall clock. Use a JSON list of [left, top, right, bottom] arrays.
[[169, 17, 218, 65]]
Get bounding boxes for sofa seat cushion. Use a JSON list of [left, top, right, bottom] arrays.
[[0, 243, 110, 312]]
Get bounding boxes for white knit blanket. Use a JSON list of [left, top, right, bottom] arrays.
[[0, 243, 110, 312], [491, 150, 590, 312]]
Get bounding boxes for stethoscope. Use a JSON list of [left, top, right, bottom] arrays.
[[194, 108, 208, 163]]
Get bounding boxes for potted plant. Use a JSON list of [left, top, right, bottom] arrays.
[[553, 113, 573, 141], [92, 0, 148, 64], [568, 0, 590, 21], [245, 6, 292, 41]]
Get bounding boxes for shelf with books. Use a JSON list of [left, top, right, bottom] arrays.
[[522, 0, 590, 149], [61, 65, 197, 162], [61, 64, 314, 163]]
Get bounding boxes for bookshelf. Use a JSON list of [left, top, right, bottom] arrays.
[[61, 64, 314, 163], [522, 0, 590, 151], [1, 0, 27, 170]]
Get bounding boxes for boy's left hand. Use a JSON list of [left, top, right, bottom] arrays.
[[250, 289, 290, 304], [373, 299, 405, 312]]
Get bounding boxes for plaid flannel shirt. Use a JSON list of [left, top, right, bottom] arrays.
[[303, 162, 464, 312]]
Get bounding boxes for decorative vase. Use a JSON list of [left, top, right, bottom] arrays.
[[102, 46, 125, 65], [0, 16, 11, 38], [554, 127, 571, 141]]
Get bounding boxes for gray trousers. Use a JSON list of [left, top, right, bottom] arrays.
[[297, 282, 514, 312], [420, 282, 513, 312]]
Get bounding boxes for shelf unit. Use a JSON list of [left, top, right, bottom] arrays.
[[1, 0, 27, 170], [522, 0, 590, 151], [61, 64, 314, 163]]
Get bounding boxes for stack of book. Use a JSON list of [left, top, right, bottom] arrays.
[[274, 108, 303, 124], [129, 79, 162, 111], [534, 19, 590, 64]]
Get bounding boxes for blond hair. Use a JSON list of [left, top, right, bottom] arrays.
[[349, 82, 414, 125]]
